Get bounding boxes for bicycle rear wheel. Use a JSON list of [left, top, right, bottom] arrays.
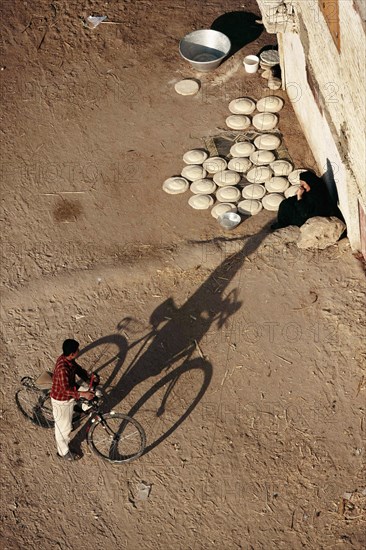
[[15, 386, 54, 428], [87, 412, 146, 463]]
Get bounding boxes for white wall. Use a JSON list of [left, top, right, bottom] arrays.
[[281, 32, 350, 218], [285, 0, 366, 250], [257, 0, 366, 250]]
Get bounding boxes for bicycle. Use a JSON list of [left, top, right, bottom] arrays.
[[15, 374, 146, 464]]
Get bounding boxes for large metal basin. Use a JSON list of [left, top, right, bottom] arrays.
[[179, 29, 231, 72]]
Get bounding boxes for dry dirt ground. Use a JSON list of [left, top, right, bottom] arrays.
[[1, 1, 365, 549]]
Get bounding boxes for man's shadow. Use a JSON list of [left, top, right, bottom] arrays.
[[71, 223, 271, 455]]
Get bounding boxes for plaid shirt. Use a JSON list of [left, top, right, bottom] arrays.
[[50, 355, 90, 401]]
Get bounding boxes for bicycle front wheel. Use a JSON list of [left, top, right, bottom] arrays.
[[15, 386, 54, 428], [87, 412, 146, 463]]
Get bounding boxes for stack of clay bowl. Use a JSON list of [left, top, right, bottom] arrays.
[[162, 94, 307, 222], [259, 49, 281, 91]]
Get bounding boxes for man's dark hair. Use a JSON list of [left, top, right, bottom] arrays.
[[62, 339, 80, 356]]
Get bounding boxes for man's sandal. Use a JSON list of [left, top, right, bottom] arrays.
[[57, 451, 81, 461]]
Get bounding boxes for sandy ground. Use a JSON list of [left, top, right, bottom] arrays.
[[1, 1, 365, 549]]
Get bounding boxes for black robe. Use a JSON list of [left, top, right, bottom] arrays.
[[275, 171, 335, 229]]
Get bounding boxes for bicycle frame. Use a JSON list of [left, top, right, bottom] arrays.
[[16, 376, 146, 463]]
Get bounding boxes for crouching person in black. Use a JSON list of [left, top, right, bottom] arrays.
[[271, 170, 338, 230]]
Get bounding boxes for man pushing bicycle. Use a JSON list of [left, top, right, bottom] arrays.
[[51, 339, 99, 461]]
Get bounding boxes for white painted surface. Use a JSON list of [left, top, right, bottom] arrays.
[[256, 0, 366, 250]]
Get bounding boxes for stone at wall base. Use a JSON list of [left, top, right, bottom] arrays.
[[297, 216, 346, 249]]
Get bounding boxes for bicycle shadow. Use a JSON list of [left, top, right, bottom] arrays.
[[78, 333, 129, 391], [126, 357, 211, 455], [72, 224, 271, 455]]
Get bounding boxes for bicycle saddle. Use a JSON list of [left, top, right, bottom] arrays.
[[35, 371, 53, 390]]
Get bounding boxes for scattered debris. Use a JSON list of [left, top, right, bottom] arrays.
[[37, 30, 48, 50], [356, 376, 365, 396], [274, 354, 292, 365], [72, 314, 85, 320], [194, 339, 206, 359], [84, 16, 107, 29], [128, 481, 152, 507], [338, 488, 366, 520], [290, 510, 295, 529]]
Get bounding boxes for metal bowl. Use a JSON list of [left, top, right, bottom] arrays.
[[179, 29, 231, 72], [218, 212, 242, 230]]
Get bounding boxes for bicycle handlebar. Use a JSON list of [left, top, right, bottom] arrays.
[[89, 373, 100, 390]]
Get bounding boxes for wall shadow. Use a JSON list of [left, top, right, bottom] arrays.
[[211, 11, 263, 57], [323, 158, 343, 216]]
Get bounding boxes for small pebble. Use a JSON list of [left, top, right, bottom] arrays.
[[261, 69, 271, 79], [268, 78, 281, 90]]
